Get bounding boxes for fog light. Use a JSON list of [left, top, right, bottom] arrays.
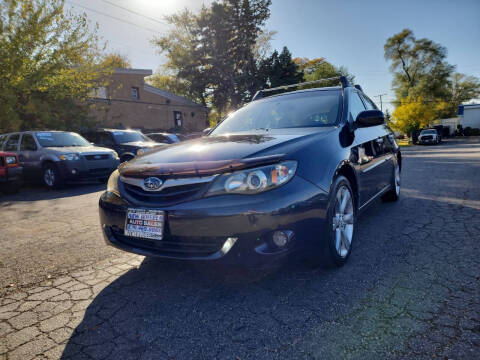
[[272, 230, 293, 247]]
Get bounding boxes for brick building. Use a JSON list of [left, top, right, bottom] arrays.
[[89, 68, 208, 132]]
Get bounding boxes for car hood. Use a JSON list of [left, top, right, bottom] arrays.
[[44, 146, 114, 155], [119, 128, 335, 177]]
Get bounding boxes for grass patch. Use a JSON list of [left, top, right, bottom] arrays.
[[397, 139, 411, 147]]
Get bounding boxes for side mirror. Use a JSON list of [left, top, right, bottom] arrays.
[[355, 110, 385, 128]]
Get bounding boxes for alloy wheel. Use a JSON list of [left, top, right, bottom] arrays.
[[332, 185, 354, 258], [44, 168, 55, 187], [394, 164, 400, 195]]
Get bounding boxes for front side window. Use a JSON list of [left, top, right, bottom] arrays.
[[360, 94, 378, 110], [111, 131, 150, 144], [5, 134, 20, 151], [348, 92, 366, 122], [21, 134, 37, 151], [212, 90, 342, 135], [35, 132, 90, 147], [97, 133, 115, 146], [0, 135, 7, 149]]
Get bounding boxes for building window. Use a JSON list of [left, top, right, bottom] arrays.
[[131, 87, 139, 100], [88, 86, 108, 99], [173, 111, 183, 127], [191, 112, 195, 117]]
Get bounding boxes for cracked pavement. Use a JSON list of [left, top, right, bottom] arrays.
[[0, 138, 479, 359]]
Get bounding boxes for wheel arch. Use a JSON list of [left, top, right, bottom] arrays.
[[333, 161, 359, 209]]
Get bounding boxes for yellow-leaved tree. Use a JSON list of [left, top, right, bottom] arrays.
[[391, 97, 437, 135]]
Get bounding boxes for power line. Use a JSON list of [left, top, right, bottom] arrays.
[[101, 0, 167, 26], [66, 1, 163, 34]]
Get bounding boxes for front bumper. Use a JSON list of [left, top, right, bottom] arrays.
[[99, 175, 328, 265], [418, 137, 437, 144], [58, 158, 120, 182], [0, 166, 23, 182]]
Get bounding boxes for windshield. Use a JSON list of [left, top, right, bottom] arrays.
[[211, 90, 342, 135], [35, 132, 90, 147], [421, 130, 436, 135], [112, 131, 151, 144]]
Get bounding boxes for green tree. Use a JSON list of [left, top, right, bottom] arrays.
[[259, 47, 303, 89], [385, 29, 480, 120], [385, 29, 454, 101], [0, 0, 106, 132], [153, 0, 271, 115], [293, 57, 354, 87], [101, 52, 131, 69]]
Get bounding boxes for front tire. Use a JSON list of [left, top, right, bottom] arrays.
[[314, 176, 356, 269], [43, 163, 64, 189], [382, 161, 400, 202]]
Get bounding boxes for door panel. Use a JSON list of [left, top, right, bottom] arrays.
[[20, 134, 41, 179], [353, 126, 391, 206]]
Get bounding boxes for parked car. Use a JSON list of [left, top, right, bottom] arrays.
[[99, 77, 401, 268], [82, 129, 164, 162], [418, 128, 441, 144], [0, 131, 119, 189], [0, 151, 23, 194], [145, 132, 182, 144]]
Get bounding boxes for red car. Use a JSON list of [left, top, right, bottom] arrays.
[[0, 151, 23, 193]]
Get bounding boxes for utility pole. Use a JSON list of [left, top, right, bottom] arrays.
[[374, 93, 387, 111]]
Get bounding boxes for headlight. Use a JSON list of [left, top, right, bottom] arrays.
[[206, 160, 297, 196], [59, 153, 80, 161], [137, 147, 152, 156], [107, 169, 120, 195], [6, 156, 17, 165]]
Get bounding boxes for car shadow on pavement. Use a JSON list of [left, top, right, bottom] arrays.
[[60, 251, 387, 360], [0, 183, 106, 203]]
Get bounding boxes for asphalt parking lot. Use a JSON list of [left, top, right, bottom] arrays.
[[1, 138, 479, 360]]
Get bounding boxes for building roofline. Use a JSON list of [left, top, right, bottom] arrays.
[[113, 68, 153, 75], [143, 83, 205, 108]]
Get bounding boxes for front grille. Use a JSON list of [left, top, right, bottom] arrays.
[[422, 135, 433, 140], [88, 168, 111, 177], [111, 227, 225, 257], [85, 154, 110, 160], [120, 179, 209, 205]]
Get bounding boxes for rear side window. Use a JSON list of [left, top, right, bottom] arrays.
[[21, 134, 37, 151], [5, 134, 20, 151]]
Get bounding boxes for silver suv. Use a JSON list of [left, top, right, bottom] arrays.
[[0, 131, 120, 189]]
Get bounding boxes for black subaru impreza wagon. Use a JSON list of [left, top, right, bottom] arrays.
[[99, 77, 401, 268]]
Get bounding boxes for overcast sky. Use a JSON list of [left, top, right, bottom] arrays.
[[67, 0, 480, 113]]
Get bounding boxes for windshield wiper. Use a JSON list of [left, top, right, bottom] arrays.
[[253, 128, 270, 131]]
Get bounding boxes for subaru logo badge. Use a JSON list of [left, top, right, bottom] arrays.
[[143, 177, 163, 191], [94, 155, 101, 160]]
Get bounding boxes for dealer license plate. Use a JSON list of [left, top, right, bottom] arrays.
[[124, 209, 164, 240]]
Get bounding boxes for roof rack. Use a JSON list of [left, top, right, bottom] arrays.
[[252, 75, 350, 101]]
